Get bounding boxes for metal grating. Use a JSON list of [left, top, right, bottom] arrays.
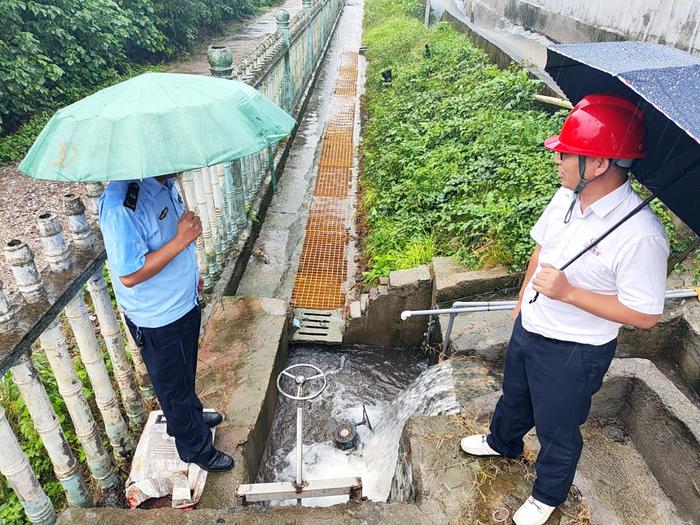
[[291, 308, 344, 344], [291, 52, 358, 310]]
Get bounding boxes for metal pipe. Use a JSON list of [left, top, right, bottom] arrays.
[[296, 383, 303, 506], [533, 94, 573, 109], [0, 406, 56, 525], [404, 288, 700, 320]]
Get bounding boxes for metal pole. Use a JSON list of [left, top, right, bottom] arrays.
[[295, 383, 303, 506]]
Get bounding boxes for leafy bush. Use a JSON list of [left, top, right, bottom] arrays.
[[0, 0, 274, 138], [0, 347, 104, 524], [361, 5, 569, 280]]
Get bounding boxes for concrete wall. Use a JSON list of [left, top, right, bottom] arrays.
[[466, 0, 700, 55]]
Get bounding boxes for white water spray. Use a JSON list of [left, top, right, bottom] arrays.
[[271, 360, 460, 505]]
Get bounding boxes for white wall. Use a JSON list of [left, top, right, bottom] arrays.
[[467, 0, 700, 55]]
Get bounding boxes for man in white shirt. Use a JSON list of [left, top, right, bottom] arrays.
[[460, 94, 669, 525]]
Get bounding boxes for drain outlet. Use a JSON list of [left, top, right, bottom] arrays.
[[291, 309, 343, 344]]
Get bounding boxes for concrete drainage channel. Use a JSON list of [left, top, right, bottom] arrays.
[[58, 263, 700, 524]]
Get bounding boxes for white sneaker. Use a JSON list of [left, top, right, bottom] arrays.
[[513, 496, 556, 525], [460, 434, 501, 456]]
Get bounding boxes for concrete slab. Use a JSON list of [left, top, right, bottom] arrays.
[[432, 256, 521, 303], [290, 308, 344, 344], [196, 296, 289, 509], [447, 358, 700, 524], [392, 415, 590, 524], [57, 501, 435, 525]]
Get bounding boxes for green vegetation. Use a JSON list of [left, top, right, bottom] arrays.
[[0, 0, 278, 163], [360, 0, 682, 281], [0, 345, 109, 524], [360, 1, 566, 280]]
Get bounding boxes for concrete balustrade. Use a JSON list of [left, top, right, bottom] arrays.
[[0, 406, 56, 525], [0, 1, 345, 520]]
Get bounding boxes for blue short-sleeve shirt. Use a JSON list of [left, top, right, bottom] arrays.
[[99, 177, 199, 328]]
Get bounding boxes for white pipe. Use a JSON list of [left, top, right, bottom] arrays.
[[63, 195, 93, 250], [0, 406, 56, 525], [215, 164, 234, 253], [401, 288, 700, 320], [192, 169, 217, 282], [4, 240, 46, 303], [65, 292, 134, 462], [231, 159, 248, 229], [116, 304, 155, 400], [295, 383, 303, 506]]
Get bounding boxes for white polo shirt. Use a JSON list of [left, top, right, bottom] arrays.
[[520, 181, 669, 345]]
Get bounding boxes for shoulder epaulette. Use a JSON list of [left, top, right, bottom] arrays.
[[123, 182, 139, 211]]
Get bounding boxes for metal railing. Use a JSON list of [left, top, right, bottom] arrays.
[[0, 0, 346, 522]]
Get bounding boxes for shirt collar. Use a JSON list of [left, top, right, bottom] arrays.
[[586, 180, 632, 219], [139, 177, 172, 197]]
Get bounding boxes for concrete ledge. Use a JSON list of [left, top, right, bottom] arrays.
[[196, 296, 289, 508], [344, 265, 434, 348], [432, 257, 521, 304], [450, 357, 700, 524], [57, 500, 442, 524]]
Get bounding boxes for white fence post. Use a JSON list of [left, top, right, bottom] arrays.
[[0, 406, 56, 525]]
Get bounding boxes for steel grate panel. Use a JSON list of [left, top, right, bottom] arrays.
[[291, 52, 358, 310]]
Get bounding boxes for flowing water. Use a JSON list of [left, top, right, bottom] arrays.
[[257, 345, 460, 506]]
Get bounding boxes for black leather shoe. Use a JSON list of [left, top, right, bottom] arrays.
[[202, 411, 223, 428], [166, 411, 223, 437], [192, 449, 234, 473]]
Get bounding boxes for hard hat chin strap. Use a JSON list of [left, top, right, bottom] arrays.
[[564, 155, 591, 223]]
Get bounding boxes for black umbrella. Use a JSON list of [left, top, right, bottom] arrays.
[[545, 40, 700, 234], [530, 41, 700, 303]]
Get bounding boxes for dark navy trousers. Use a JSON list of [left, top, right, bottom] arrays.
[[125, 305, 214, 463], [486, 316, 616, 506]]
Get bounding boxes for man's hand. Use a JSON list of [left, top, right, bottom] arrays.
[[176, 211, 202, 248], [532, 263, 574, 302], [512, 300, 522, 320], [198, 276, 204, 293]]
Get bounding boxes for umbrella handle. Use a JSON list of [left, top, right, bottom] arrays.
[[176, 172, 191, 212]]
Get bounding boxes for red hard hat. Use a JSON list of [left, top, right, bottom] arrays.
[[544, 94, 645, 159]]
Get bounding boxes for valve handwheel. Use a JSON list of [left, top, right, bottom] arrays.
[[276, 363, 327, 401]]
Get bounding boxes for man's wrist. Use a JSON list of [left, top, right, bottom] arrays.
[[561, 283, 578, 304]]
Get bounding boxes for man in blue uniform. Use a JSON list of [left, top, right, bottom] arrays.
[[99, 175, 233, 472]]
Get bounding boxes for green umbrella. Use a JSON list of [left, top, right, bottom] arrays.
[[19, 72, 296, 183]]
